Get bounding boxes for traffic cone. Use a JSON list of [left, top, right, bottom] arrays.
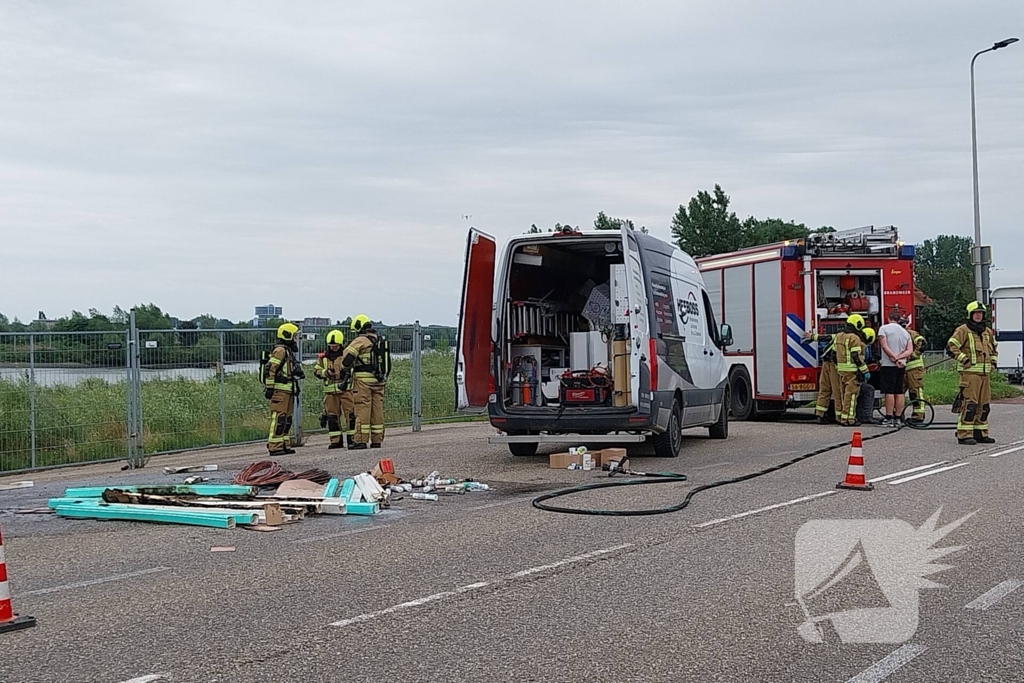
[[0, 523, 36, 633], [836, 431, 873, 491]]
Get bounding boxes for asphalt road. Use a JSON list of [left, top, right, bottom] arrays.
[[0, 407, 1021, 683]]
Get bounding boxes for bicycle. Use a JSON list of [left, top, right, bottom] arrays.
[[872, 396, 935, 429]]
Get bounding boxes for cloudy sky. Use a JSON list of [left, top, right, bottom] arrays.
[[2, 1, 1022, 326]]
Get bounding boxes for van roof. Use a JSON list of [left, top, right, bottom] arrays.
[[508, 230, 699, 270]]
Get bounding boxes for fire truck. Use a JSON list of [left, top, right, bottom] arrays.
[[695, 225, 916, 420]]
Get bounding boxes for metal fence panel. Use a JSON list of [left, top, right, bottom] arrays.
[[0, 316, 465, 473], [0, 330, 131, 472]]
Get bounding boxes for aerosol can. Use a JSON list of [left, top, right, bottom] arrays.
[[412, 492, 438, 502]]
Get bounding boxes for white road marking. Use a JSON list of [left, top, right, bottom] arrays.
[[965, 579, 1022, 610], [886, 462, 970, 485], [868, 462, 949, 482], [330, 582, 492, 628], [117, 675, 169, 683], [987, 444, 1024, 458], [692, 491, 836, 529], [845, 644, 928, 683], [23, 567, 170, 596], [329, 544, 633, 628]]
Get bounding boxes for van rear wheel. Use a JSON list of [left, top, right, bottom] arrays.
[[508, 441, 539, 457], [709, 388, 730, 439], [652, 400, 682, 458]]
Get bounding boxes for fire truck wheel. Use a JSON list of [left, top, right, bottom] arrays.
[[652, 400, 682, 457], [728, 367, 754, 421]]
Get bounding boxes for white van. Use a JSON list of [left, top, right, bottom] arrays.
[[455, 225, 735, 457]]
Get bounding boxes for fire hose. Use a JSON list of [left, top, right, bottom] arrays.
[[233, 461, 331, 486]]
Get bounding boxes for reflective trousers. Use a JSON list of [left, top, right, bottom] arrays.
[[837, 372, 861, 426], [956, 372, 991, 440], [267, 390, 295, 454], [352, 377, 386, 445], [903, 367, 926, 419], [815, 360, 839, 418]]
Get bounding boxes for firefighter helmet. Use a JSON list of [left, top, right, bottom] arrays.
[[326, 329, 345, 346], [277, 322, 299, 341], [846, 313, 866, 330], [966, 301, 987, 315], [350, 314, 371, 332], [863, 328, 876, 344]]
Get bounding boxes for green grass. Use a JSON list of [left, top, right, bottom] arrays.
[[922, 370, 1022, 405], [0, 351, 460, 472]]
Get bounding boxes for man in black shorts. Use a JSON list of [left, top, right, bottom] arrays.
[[877, 309, 914, 426]]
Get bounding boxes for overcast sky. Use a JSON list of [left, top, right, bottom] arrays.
[[2, 1, 1022, 327]]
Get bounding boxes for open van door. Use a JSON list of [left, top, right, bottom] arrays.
[[621, 226, 651, 406], [455, 228, 497, 412]]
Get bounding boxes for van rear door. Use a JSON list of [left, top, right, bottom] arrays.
[[456, 229, 496, 412], [621, 226, 651, 405]]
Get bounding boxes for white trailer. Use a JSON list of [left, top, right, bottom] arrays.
[[991, 286, 1024, 383]]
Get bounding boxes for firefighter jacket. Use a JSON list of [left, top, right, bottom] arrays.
[[947, 325, 998, 374], [342, 332, 382, 383], [905, 329, 926, 370], [836, 331, 868, 374], [314, 352, 350, 393], [264, 344, 299, 393]]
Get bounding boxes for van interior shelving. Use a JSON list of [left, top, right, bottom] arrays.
[[501, 238, 632, 414]]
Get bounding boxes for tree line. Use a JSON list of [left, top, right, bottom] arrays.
[[540, 183, 979, 351]]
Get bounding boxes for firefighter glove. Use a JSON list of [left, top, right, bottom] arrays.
[[293, 366, 305, 379], [264, 387, 275, 400]]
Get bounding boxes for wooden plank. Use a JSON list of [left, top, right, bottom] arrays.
[[0, 481, 34, 491]]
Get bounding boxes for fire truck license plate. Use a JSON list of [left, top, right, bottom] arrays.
[[790, 383, 816, 391]]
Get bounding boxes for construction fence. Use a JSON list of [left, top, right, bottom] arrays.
[[0, 315, 464, 473]]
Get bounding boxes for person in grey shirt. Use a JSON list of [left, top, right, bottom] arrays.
[[877, 309, 914, 426]]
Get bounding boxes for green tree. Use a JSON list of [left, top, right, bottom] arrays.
[[594, 211, 649, 234], [670, 185, 744, 257], [914, 235, 975, 349], [671, 185, 835, 257]]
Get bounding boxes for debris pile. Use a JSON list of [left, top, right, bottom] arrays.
[[45, 459, 491, 530], [548, 447, 628, 471]]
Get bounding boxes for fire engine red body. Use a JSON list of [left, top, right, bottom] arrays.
[[695, 226, 916, 420]]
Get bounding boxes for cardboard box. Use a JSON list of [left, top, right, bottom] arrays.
[[549, 452, 583, 469], [597, 448, 628, 468]]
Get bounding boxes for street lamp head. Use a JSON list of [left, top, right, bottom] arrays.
[[993, 38, 1019, 49]]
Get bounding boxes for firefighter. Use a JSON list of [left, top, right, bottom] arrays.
[[341, 314, 390, 449], [835, 313, 870, 427], [803, 327, 840, 424], [856, 328, 879, 424], [313, 329, 352, 450], [947, 301, 999, 445], [262, 322, 304, 455], [901, 318, 927, 423]]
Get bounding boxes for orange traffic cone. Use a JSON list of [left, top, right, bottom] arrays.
[[0, 523, 36, 633], [836, 431, 873, 491]]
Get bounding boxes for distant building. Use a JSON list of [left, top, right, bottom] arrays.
[[253, 304, 283, 327], [302, 317, 331, 328]]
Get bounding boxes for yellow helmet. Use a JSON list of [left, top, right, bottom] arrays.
[[862, 328, 876, 344], [846, 313, 866, 330], [276, 322, 299, 341], [326, 329, 345, 346], [350, 314, 371, 333], [966, 301, 987, 315]]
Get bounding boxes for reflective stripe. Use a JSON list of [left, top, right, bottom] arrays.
[[0, 581, 10, 601]]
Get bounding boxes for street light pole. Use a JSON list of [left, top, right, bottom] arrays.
[[970, 37, 1018, 306]]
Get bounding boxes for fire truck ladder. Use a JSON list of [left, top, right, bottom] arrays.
[[805, 225, 900, 256]]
